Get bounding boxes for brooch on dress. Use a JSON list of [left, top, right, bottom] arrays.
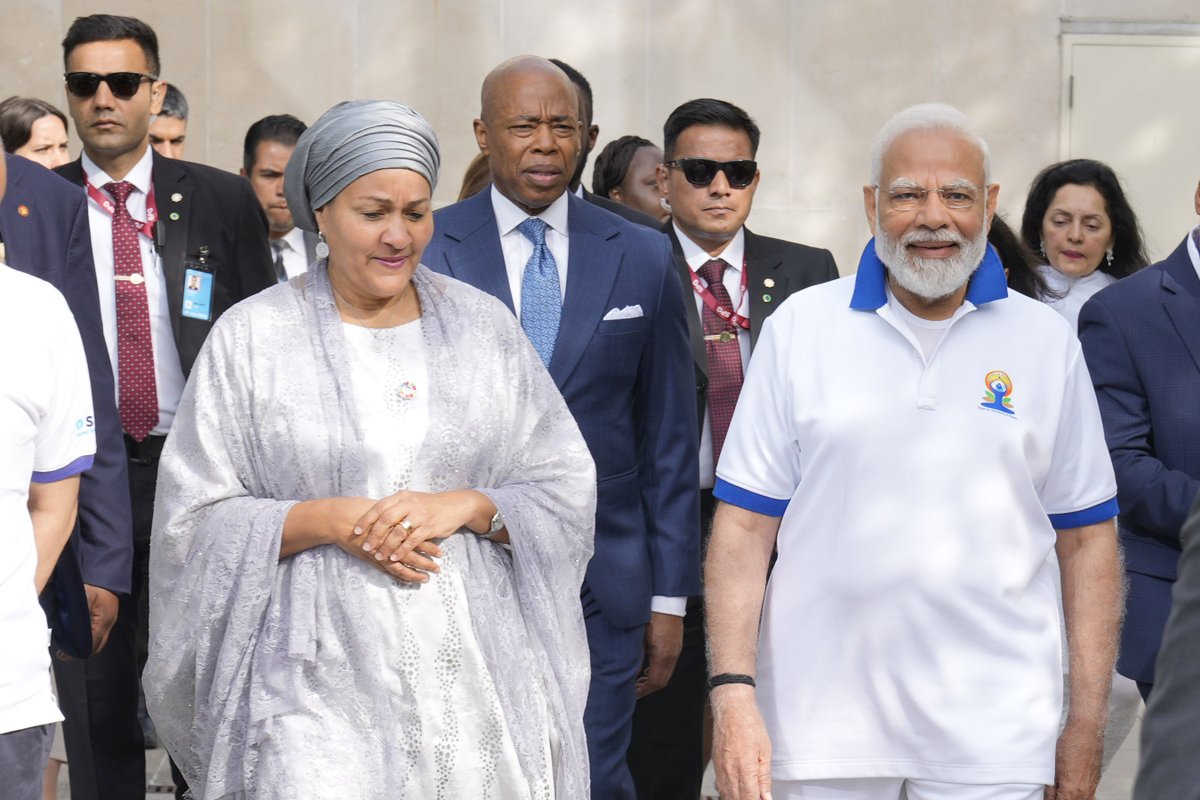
[[397, 381, 417, 400]]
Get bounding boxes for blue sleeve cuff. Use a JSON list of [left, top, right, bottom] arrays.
[[713, 478, 790, 517], [32, 454, 94, 484], [1048, 496, 1119, 529]]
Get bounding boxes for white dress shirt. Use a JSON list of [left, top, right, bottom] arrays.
[[273, 227, 311, 280], [492, 187, 685, 617], [674, 224, 751, 489], [1188, 223, 1200, 282], [83, 149, 186, 436]]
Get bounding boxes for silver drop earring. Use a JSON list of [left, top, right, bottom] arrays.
[[315, 231, 330, 260], [1106, 248, 1114, 267], [1039, 240, 1046, 259]]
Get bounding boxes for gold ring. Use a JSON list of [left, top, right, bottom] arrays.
[[399, 519, 413, 532]]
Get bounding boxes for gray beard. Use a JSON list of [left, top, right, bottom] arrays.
[[875, 215, 988, 301]]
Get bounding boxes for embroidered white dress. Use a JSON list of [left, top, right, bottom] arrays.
[[144, 266, 595, 800]]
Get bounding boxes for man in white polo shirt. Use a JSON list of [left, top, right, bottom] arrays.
[[0, 139, 98, 800], [705, 104, 1122, 800]]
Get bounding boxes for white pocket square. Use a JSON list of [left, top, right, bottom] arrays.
[[603, 304, 643, 321]]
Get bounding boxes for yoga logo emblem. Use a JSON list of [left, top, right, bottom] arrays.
[[980, 370, 1015, 415]]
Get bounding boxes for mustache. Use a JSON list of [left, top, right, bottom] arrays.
[[900, 229, 967, 247]]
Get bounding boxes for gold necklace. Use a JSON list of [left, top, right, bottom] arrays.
[[331, 282, 411, 353]]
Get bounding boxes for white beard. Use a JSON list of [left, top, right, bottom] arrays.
[[875, 213, 988, 301]]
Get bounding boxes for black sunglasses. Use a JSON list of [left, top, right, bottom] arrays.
[[64, 72, 157, 100], [666, 158, 757, 189]]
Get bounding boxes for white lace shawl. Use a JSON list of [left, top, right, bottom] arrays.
[[144, 264, 596, 798]]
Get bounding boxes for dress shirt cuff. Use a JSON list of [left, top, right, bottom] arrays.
[[650, 595, 688, 617]]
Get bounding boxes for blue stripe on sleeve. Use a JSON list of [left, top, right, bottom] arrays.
[[31, 454, 94, 484], [1048, 496, 1119, 529], [713, 478, 790, 517]]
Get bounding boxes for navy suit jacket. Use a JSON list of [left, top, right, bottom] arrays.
[[1079, 236, 1200, 682], [666, 224, 839, 430], [57, 151, 276, 378], [423, 190, 700, 628], [1, 154, 134, 657]]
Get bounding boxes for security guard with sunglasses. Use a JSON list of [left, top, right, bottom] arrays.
[[54, 14, 274, 799], [628, 98, 839, 800]]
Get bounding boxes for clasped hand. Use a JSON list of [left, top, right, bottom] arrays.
[[349, 489, 483, 583]]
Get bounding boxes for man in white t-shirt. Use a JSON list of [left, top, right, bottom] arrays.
[[0, 142, 97, 800], [705, 104, 1123, 800]]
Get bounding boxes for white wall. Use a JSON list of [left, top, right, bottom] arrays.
[[4, 0, 1197, 271]]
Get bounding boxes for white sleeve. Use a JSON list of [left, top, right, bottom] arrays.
[[32, 292, 96, 483], [713, 311, 801, 516], [1040, 340, 1118, 528]]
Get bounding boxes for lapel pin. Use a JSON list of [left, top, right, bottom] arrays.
[[171, 193, 183, 203], [17, 204, 30, 217], [762, 293, 773, 303], [169, 212, 181, 221], [763, 278, 775, 288]]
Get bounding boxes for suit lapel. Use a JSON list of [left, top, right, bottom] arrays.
[[665, 223, 707, 377], [438, 192, 515, 311], [1161, 241, 1200, 374], [152, 153, 191, 339], [745, 229, 786, 351], [551, 196, 621, 385]]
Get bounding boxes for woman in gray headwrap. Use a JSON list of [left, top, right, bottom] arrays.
[[143, 100, 596, 799]]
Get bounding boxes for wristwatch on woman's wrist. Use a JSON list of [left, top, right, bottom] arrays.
[[481, 509, 504, 537]]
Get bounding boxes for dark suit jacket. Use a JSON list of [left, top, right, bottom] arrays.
[[2, 154, 134, 658], [583, 188, 661, 228], [422, 190, 700, 628], [1079, 237, 1200, 682], [1133, 492, 1200, 800], [666, 224, 839, 429], [57, 150, 276, 377]]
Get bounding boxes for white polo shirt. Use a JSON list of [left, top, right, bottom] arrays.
[[0, 265, 95, 734], [714, 241, 1118, 785]]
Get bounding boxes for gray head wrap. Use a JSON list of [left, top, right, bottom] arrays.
[[284, 99, 440, 233]]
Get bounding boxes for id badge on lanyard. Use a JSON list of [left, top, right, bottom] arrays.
[[182, 245, 216, 321]]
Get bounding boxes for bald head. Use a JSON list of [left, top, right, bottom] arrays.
[[480, 55, 578, 125], [473, 55, 583, 214]]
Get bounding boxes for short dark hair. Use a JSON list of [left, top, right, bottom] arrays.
[[62, 14, 161, 76], [1020, 158, 1149, 280], [591, 135, 657, 197], [243, 114, 307, 173], [663, 98, 760, 161], [548, 58, 592, 124], [0, 96, 68, 153], [158, 84, 188, 120]]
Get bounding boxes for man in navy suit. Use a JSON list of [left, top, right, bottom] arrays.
[[0, 154, 133, 658], [1, 150, 135, 800], [422, 55, 699, 799], [1079, 179, 1200, 700]]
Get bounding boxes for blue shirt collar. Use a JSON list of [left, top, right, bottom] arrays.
[[849, 237, 1008, 311]]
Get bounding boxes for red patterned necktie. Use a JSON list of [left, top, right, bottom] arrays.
[[697, 258, 744, 466], [106, 180, 159, 441]]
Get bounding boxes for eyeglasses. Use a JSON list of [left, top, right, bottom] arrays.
[[878, 183, 982, 212], [666, 158, 758, 189], [64, 72, 157, 100]]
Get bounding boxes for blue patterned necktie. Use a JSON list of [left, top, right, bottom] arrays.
[[517, 217, 562, 366]]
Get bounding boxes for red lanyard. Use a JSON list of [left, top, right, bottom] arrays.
[[83, 171, 159, 241], [689, 257, 750, 330]]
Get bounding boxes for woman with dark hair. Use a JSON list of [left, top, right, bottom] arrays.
[[0, 97, 71, 170], [1020, 158, 1148, 327], [591, 134, 668, 222]]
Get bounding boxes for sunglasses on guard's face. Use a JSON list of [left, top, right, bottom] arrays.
[[666, 158, 758, 189], [64, 72, 157, 100]]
